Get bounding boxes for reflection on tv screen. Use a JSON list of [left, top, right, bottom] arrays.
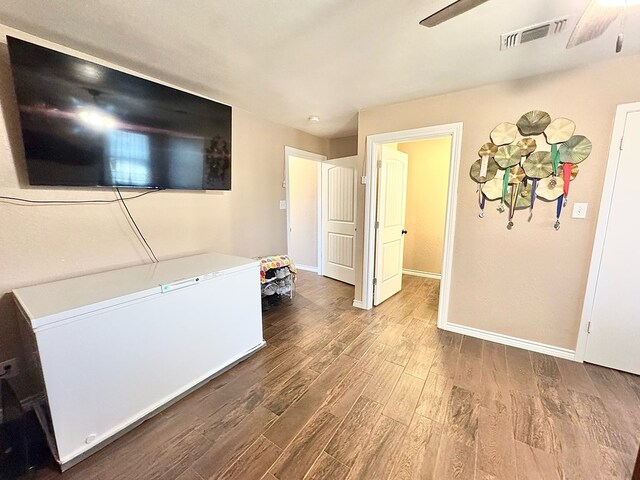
[[7, 37, 232, 191]]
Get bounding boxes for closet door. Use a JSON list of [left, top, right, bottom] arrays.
[[322, 156, 358, 285], [584, 108, 640, 374]]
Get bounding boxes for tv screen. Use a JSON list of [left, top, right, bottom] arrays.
[[7, 37, 232, 190]]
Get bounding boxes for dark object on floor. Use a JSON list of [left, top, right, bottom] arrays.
[[257, 256, 296, 311], [633, 441, 640, 479], [260, 269, 295, 311], [0, 379, 49, 479], [261, 292, 292, 310]]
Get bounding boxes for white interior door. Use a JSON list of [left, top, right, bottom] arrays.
[[374, 145, 408, 305], [322, 156, 358, 285], [584, 109, 640, 374]]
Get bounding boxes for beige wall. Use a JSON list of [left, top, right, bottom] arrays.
[[398, 137, 451, 275], [288, 156, 318, 268], [329, 135, 357, 159], [356, 53, 640, 351], [0, 32, 328, 397]]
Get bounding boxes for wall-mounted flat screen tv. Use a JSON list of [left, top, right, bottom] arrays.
[[7, 37, 232, 190]]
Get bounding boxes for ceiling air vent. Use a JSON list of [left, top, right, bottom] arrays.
[[500, 17, 570, 51]]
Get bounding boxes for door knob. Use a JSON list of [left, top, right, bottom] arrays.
[[401, 229, 408, 235]]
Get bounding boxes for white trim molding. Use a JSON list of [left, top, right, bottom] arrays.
[[352, 299, 366, 309], [444, 322, 576, 360], [361, 123, 463, 336], [317, 160, 323, 276], [296, 264, 318, 273], [402, 268, 441, 280], [284, 146, 326, 277], [574, 101, 640, 363]]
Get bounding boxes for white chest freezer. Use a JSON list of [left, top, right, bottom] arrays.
[[13, 252, 264, 471]]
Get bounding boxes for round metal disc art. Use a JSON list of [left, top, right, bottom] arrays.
[[494, 145, 521, 168], [536, 176, 565, 200], [558, 135, 592, 164], [473, 109, 591, 230], [490, 122, 518, 146], [517, 110, 551, 136], [517, 138, 537, 156], [559, 163, 579, 181], [508, 165, 526, 185], [505, 184, 533, 209], [478, 142, 498, 157], [522, 151, 552, 179], [482, 177, 503, 200], [544, 118, 576, 144], [470, 158, 499, 183]]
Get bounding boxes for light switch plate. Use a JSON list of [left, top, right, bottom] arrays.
[[279, 200, 287, 210], [572, 202, 588, 219]]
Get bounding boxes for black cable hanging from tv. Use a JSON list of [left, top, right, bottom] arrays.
[[115, 188, 159, 263], [0, 189, 161, 205]]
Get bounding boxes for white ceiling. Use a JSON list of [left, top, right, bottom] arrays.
[[0, 0, 639, 138]]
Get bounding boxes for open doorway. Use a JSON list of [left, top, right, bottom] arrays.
[[361, 124, 462, 328], [396, 137, 451, 281], [284, 147, 358, 293], [284, 147, 324, 273]]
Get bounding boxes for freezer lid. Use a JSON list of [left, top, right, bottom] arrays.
[[13, 252, 259, 330]]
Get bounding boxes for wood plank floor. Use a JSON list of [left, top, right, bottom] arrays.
[[33, 272, 640, 480]]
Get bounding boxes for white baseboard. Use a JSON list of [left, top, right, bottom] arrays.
[[442, 322, 577, 361], [403, 269, 441, 280], [352, 299, 367, 310], [296, 264, 318, 273]]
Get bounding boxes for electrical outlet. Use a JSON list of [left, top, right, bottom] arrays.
[[0, 358, 19, 379]]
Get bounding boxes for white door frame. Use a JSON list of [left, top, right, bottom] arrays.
[[361, 123, 463, 330], [284, 146, 326, 274], [574, 102, 640, 362]]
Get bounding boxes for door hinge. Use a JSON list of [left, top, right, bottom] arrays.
[[373, 278, 378, 286], [587, 321, 592, 334], [375, 221, 380, 229], [377, 160, 382, 168], [620, 136, 624, 151]]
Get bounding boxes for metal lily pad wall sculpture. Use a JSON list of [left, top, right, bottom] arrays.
[[471, 110, 592, 230]]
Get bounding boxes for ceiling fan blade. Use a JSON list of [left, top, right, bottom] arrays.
[[420, 0, 491, 27], [567, 0, 621, 48]]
